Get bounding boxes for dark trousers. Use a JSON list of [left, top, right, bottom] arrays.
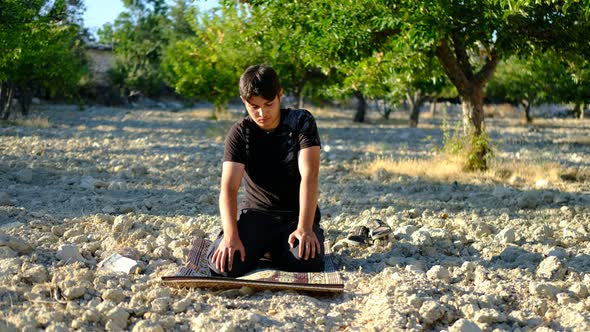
[[207, 208, 325, 278]]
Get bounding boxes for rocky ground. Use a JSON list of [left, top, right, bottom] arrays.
[[0, 105, 589, 331]]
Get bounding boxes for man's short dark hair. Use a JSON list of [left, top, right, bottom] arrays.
[[239, 64, 282, 101]]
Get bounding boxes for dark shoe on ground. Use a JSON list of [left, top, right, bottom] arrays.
[[343, 225, 370, 246], [369, 219, 392, 240]]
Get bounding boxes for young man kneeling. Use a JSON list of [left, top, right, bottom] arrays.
[[207, 64, 325, 277]]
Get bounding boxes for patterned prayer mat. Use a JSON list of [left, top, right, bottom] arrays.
[[161, 236, 344, 293]]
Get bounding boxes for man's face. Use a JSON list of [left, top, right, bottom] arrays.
[[241, 89, 283, 131]]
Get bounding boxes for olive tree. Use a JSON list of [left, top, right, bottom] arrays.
[[244, 0, 590, 169]]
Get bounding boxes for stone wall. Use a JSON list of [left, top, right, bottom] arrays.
[[85, 44, 115, 85]]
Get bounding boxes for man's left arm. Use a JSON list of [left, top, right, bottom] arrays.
[[288, 146, 321, 260]]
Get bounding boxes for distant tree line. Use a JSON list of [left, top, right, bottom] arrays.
[[2, 0, 589, 168]]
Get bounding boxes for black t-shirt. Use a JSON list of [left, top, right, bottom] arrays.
[[223, 108, 321, 217]]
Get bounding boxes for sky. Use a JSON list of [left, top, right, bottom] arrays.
[[83, 0, 219, 30]]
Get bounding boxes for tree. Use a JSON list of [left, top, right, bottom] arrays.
[[485, 55, 555, 122], [0, 0, 87, 119], [98, 0, 171, 99], [161, 4, 262, 114], [559, 54, 590, 119], [244, 0, 590, 169]]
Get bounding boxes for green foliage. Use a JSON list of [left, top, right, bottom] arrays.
[[246, 0, 590, 167], [99, 0, 171, 98], [161, 4, 261, 111], [440, 110, 493, 171], [0, 0, 87, 117], [487, 51, 590, 118]]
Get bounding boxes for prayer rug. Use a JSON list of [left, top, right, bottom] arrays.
[[161, 236, 344, 293]]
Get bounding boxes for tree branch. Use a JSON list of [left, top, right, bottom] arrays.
[[435, 39, 470, 95], [473, 49, 499, 86], [452, 33, 474, 80]]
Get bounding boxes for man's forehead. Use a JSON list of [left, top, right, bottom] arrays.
[[246, 95, 276, 105]]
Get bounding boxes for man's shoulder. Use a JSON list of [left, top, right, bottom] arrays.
[[282, 108, 316, 129]]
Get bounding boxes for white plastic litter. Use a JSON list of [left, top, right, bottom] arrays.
[[98, 253, 140, 274]]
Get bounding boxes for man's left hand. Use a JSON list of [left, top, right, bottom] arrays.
[[288, 228, 321, 260]]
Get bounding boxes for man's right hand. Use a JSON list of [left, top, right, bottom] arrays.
[[211, 234, 246, 273]]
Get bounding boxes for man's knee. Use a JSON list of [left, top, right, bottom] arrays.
[[206, 241, 250, 277], [207, 251, 250, 278]]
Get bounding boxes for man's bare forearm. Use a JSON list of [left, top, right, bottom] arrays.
[[298, 175, 318, 231], [219, 189, 239, 237]]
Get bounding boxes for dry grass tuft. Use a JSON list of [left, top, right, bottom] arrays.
[[360, 154, 584, 188], [553, 136, 590, 146], [361, 154, 465, 182], [484, 103, 520, 119], [490, 160, 563, 185], [2, 116, 52, 128]]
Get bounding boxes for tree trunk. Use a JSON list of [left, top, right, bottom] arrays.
[[460, 86, 484, 137], [573, 102, 583, 119], [408, 89, 426, 128], [430, 98, 437, 117], [293, 79, 306, 109], [297, 92, 304, 109], [353, 91, 366, 123], [20, 86, 32, 116], [435, 37, 498, 170], [521, 99, 532, 123], [1, 82, 15, 120]]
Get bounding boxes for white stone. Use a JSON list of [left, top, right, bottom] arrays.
[[56, 244, 86, 264], [419, 300, 444, 324], [563, 228, 586, 242], [112, 215, 134, 235], [406, 263, 425, 274], [556, 292, 577, 305], [407, 294, 424, 308], [394, 225, 417, 237], [546, 246, 568, 259], [569, 283, 589, 299], [411, 230, 432, 246], [102, 289, 126, 303], [132, 320, 164, 332], [494, 228, 516, 244], [106, 307, 129, 329], [0, 234, 33, 254], [536, 256, 565, 280], [171, 298, 191, 313], [473, 308, 505, 323], [461, 261, 477, 272], [63, 285, 86, 300], [449, 319, 482, 332], [529, 283, 560, 299], [427, 265, 450, 282], [21, 263, 48, 283]]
